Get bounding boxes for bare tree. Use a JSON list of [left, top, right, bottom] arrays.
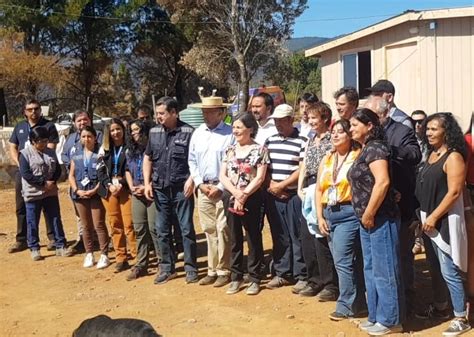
[[177, 0, 307, 111]]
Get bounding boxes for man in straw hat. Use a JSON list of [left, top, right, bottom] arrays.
[[188, 95, 234, 287]]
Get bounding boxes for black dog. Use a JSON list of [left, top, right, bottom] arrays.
[[72, 315, 161, 337]]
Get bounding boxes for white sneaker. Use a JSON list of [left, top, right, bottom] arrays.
[[96, 254, 110, 269], [83, 253, 95, 268]]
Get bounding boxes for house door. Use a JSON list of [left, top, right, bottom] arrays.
[[385, 41, 420, 112]]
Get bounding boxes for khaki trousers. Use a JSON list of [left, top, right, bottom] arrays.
[[197, 189, 231, 276], [102, 189, 137, 263]]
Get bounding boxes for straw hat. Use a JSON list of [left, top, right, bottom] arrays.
[[189, 96, 231, 109]]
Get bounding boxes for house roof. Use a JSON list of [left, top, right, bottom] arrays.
[[305, 6, 474, 57]]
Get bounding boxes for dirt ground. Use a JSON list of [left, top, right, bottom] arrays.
[[0, 183, 472, 337]]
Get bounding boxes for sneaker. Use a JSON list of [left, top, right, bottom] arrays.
[[199, 275, 218, 286], [359, 320, 375, 331], [46, 241, 56, 251], [266, 276, 291, 289], [83, 253, 95, 268], [226, 280, 243, 295], [291, 280, 308, 294], [366, 322, 403, 336], [8, 241, 28, 254], [246, 282, 260, 295], [154, 272, 177, 285], [55, 247, 67, 257], [31, 250, 42, 261], [415, 304, 451, 320], [213, 275, 231, 288], [318, 288, 338, 302], [114, 261, 130, 273], [442, 318, 471, 336], [299, 284, 322, 297], [96, 254, 110, 269], [186, 271, 199, 284], [329, 311, 353, 321]]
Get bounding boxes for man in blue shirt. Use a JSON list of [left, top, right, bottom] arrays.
[[188, 97, 234, 288], [8, 99, 59, 253], [143, 96, 198, 285]]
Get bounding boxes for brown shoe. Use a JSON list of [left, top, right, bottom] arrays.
[[8, 241, 28, 254], [213, 275, 231, 288], [199, 275, 217, 286], [126, 267, 146, 281]]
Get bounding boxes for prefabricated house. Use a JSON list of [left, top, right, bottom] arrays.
[[305, 6, 474, 130]]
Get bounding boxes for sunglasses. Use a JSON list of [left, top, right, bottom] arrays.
[[414, 120, 424, 125], [25, 107, 41, 112]]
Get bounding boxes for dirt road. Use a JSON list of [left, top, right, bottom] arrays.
[[0, 184, 467, 336]]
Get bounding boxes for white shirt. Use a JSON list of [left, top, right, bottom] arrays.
[[255, 119, 278, 145], [188, 121, 234, 191]]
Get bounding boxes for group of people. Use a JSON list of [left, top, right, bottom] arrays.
[[7, 78, 474, 336]]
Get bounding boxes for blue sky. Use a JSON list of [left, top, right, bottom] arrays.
[[293, 0, 474, 38]]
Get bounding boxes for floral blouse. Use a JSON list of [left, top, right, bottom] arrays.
[[304, 132, 332, 177], [223, 144, 270, 190]]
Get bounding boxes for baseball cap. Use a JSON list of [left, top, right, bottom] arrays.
[[269, 104, 294, 119], [367, 80, 395, 95]]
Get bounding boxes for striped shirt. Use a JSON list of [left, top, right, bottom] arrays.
[[265, 128, 307, 191]]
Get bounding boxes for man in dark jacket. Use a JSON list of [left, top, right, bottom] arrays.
[[365, 96, 421, 316], [143, 97, 198, 285]]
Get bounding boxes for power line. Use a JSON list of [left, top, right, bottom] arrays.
[[0, 3, 400, 25]]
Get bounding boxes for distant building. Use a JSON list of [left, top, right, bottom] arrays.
[[305, 6, 474, 130]]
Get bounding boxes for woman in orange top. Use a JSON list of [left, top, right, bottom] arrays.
[[315, 119, 366, 321]]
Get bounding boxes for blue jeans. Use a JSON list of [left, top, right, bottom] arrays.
[[25, 196, 66, 250], [153, 185, 197, 273], [325, 204, 366, 316], [265, 192, 306, 280], [360, 216, 404, 327], [424, 234, 467, 317]]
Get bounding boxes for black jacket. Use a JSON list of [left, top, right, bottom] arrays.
[[384, 118, 421, 221], [97, 145, 129, 198]]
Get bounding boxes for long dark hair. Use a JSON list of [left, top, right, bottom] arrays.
[[331, 119, 361, 150], [422, 112, 467, 160], [128, 119, 150, 159], [351, 108, 385, 144]]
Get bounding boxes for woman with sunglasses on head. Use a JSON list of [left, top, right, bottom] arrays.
[[219, 113, 269, 296], [97, 118, 137, 273], [69, 126, 110, 269], [19, 126, 66, 261], [124, 119, 160, 281], [415, 113, 470, 336], [348, 108, 404, 335]]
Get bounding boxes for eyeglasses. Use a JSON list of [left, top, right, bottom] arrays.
[[25, 107, 41, 112]]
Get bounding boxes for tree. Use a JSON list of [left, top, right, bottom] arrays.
[[160, 0, 307, 111]]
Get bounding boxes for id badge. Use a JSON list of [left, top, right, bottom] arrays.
[[81, 176, 90, 187], [327, 186, 338, 206], [112, 177, 120, 186]]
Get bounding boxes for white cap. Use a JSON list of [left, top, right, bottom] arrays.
[[269, 104, 294, 119]]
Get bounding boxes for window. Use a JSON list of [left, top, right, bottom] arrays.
[[342, 50, 371, 98]]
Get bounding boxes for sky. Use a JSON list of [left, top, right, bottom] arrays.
[[292, 0, 474, 38]]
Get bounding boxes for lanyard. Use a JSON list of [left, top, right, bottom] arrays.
[[113, 146, 123, 176], [332, 151, 350, 185], [83, 151, 92, 176]]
